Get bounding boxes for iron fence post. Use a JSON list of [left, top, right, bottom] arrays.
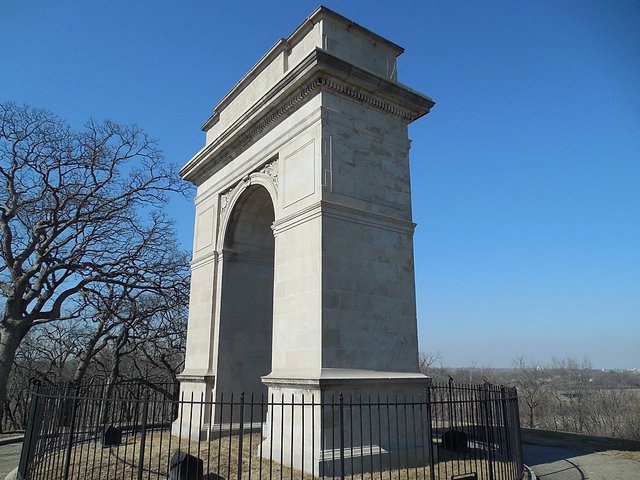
[[511, 387, 524, 478], [136, 393, 150, 480], [237, 393, 245, 480], [425, 379, 435, 480], [447, 377, 454, 428], [339, 394, 345, 480], [482, 384, 495, 480], [62, 384, 79, 480], [500, 386, 514, 476], [17, 381, 41, 480]]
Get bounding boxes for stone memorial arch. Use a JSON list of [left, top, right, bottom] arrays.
[[175, 6, 434, 463]]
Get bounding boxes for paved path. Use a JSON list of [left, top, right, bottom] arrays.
[[0, 442, 21, 479], [524, 443, 640, 479]]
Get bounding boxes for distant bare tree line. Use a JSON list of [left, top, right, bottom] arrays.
[[2, 299, 187, 432], [421, 353, 640, 441]]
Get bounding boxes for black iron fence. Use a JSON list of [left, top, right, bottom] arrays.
[[18, 381, 523, 480]]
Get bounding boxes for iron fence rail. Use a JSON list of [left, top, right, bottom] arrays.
[[19, 382, 524, 480]]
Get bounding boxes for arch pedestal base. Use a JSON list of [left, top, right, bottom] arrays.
[[260, 370, 431, 476], [171, 372, 215, 440]]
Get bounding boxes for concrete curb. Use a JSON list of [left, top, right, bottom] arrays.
[[0, 435, 23, 447], [521, 427, 640, 452], [3, 467, 17, 480], [523, 464, 537, 480]]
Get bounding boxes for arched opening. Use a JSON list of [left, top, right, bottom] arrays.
[[216, 185, 275, 398]]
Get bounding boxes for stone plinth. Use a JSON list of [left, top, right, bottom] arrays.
[[261, 370, 430, 475]]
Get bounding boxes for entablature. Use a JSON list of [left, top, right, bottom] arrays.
[[181, 48, 434, 185]]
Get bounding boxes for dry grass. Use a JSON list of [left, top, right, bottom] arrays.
[[601, 450, 640, 463], [31, 431, 517, 480]]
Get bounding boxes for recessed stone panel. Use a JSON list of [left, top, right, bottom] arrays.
[[194, 205, 214, 252], [283, 139, 315, 207]]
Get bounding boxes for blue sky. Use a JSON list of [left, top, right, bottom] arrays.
[[2, 1, 638, 368]]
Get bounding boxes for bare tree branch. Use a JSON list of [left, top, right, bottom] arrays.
[[0, 101, 191, 418]]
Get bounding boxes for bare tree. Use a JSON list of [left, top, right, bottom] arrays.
[[2, 321, 87, 431], [70, 276, 188, 386], [25, 322, 84, 383], [0, 102, 190, 419], [419, 351, 442, 376], [131, 304, 187, 387], [512, 357, 550, 428], [550, 357, 592, 432], [452, 361, 501, 385]]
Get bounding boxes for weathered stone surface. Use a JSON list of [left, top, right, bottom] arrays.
[[175, 5, 434, 469]]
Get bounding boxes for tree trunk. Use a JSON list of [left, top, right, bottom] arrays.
[[529, 406, 535, 428], [100, 349, 122, 426], [72, 329, 104, 385], [105, 330, 129, 397], [0, 322, 27, 430]]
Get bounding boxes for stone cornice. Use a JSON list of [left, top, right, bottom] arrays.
[[315, 49, 433, 120], [177, 371, 216, 383], [181, 48, 434, 186], [322, 201, 416, 234], [262, 369, 429, 390], [271, 200, 416, 237], [190, 250, 217, 269]]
